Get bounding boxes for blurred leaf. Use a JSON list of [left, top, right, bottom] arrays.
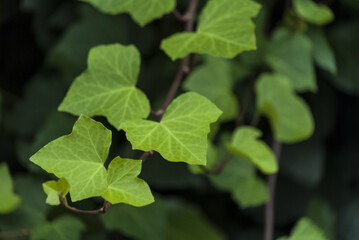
[[58, 44, 150, 130], [307, 197, 336, 240], [165, 200, 225, 240], [183, 57, 239, 122], [278, 217, 327, 240], [0, 164, 21, 214], [80, 0, 175, 26], [255, 73, 314, 143], [266, 28, 316, 92], [161, 0, 261, 60], [49, 5, 129, 81], [280, 139, 324, 187], [5, 75, 65, 136], [101, 197, 167, 240], [30, 215, 85, 240], [307, 28, 337, 75], [328, 21, 359, 95], [227, 126, 277, 174], [293, 0, 334, 26], [42, 178, 70, 206], [123, 92, 222, 165], [338, 201, 359, 240], [189, 142, 217, 174]]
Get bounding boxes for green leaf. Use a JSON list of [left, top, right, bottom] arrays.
[[80, 0, 175, 26], [122, 92, 222, 165], [31, 215, 85, 240], [101, 197, 167, 240], [307, 28, 337, 75], [183, 57, 239, 121], [161, 0, 261, 60], [0, 164, 21, 214], [100, 157, 154, 206], [289, 217, 328, 240], [58, 44, 150, 130], [188, 141, 217, 174], [255, 73, 314, 143], [293, 0, 334, 26], [42, 178, 70, 206], [30, 115, 109, 202], [166, 200, 224, 240], [227, 126, 277, 174], [266, 28, 316, 92], [210, 155, 268, 208]]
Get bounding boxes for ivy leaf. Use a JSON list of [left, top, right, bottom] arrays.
[[31, 215, 85, 240], [100, 157, 154, 206], [42, 178, 70, 206], [161, 0, 261, 60], [277, 217, 328, 240], [80, 0, 176, 27], [30, 115, 109, 202], [255, 73, 314, 143], [183, 57, 239, 122], [0, 164, 21, 214], [293, 0, 334, 26], [58, 44, 150, 130], [188, 141, 217, 174], [266, 28, 316, 92], [123, 92, 222, 165], [227, 126, 278, 174]]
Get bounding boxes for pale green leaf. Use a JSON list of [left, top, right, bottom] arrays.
[[227, 126, 277, 174], [188, 142, 217, 174], [0, 164, 21, 214], [290, 217, 327, 240], [122, 92, 222, 165], [100, 157, 154, 206], [101, 197, 167, 240], [183, 57, 238, 121], [30, 115, 109, 202], [255, 73, 314, 143], [294, 0, 334, 26], [80, 0, 175, 26], [266, 28, 316, 92], [31, 215, 85, 240], [58, 44, 150, 130], [307, 28, 337, 75], [161, 0, 261, 60], [42, 178, 70, 206]]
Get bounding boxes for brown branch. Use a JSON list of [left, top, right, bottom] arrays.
[[60, 198, 112, 215], [200, 153, 232, 175], [0, 229, 30, 239], [264, 140, 282, 240]]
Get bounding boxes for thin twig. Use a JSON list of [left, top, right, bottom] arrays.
[[172, 9, 187, 22], [0, 229, 30, 239], [264, 140, 282, 240], [200, 153, 232, 175], [139, 150, 155, 163], [60, 198, 112, 215]]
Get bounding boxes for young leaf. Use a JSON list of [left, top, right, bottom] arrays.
[[161, 0, 261, 60], [278, 217, 328, 240], [293, 0, 334, 26], [0, 164, 21, 214], [42, 178, 70, 206], [30, 115, 109, 202], [31, 215, 85, 240], [80, 0, 175, 27], [266, 28, 316, 92], [58, 44, 150, 130], [100, 157, 154, 206], [183, 57, 239, 122], [227, 126, 278, 174], [255, 73, 314, 143], [122, 92, 222, 165]]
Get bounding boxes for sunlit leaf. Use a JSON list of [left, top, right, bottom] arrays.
[[123, 92, 222, 165], [80, 0, 175, 26], [0, 164, 21, 214], [161, 0, 261, 60], [58, 44, 150, 130], [255, 73, 314, 143]]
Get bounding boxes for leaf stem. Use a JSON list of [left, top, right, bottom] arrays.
[[0, 229, 30, 239], [264, 140, 282, 240], [60, 198, 112, 215]]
